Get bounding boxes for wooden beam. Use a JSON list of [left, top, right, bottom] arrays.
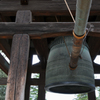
[[0, 39, 11, 59], [33, 39, 49, 69], [38, 71, 45, 100], [33, 39, 49, 60], [21, 0, 28, 5], [38, 85, 45, 100], [95, 79, 100, 86], [25, 48, 34, 100], [0, 22, 73, 38], [3, 79, 100, 86], [5, 10, 30, 100], [0, 14, 6, 22], [29, 63, 45, 73], [0, 53, 9, 74], [88, 91, 96, 100], [88, 37, 100, 60], [0, 13, 11, 59], [5, 34, 30, 100], [0, 22, 100, 39], [93, 63, 100, 74], [0, 77, 7, 85], [0, 0, 100, 15]]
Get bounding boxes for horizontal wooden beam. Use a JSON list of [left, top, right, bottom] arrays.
[[0, 0, 100, 16], [29, 63, 45, 73], [26, 79, 45, 85], [0, 22, 99, 39]]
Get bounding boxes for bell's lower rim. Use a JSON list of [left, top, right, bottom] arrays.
[[45, 81, 95, 94]]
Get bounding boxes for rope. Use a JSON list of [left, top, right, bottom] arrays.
[[62, 36, 71, 57], [55, 16, 71, 57], [55, 16, 59, 22], [64, 0, 75, 23]]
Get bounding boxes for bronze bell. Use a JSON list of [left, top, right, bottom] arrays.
[[45, 36, 95, 94]]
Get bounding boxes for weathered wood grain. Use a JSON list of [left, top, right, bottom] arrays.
[[0, 0, 100, 12], [5, 34, 30, 100], [5, 10, 30, 100], [88, 91, 96, 100], [0, 22, 100, 39]]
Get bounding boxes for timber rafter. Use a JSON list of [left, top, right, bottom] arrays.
[[0, 22, 100, 39], [0, 0, 100, 16]]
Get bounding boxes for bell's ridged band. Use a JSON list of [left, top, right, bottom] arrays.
[[73, 31, 86, 39]]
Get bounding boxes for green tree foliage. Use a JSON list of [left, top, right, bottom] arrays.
[[30, 86, 38, 100], [73, 87, 100, 100], [30, 73, 39, 100], [0, 69, 7, 100], [73, 93, 88, 100], [96, 87, 100, 100]]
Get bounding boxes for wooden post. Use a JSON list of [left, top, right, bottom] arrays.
[[25, 49, 34, 100], [5, 10, 31, 100], [88, 91, 96, 100], [38, 72, 45, 100]]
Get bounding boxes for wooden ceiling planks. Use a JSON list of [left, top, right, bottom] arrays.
[[0, 0, 100, 16]]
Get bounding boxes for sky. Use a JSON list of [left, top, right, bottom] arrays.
[[94, 55, 100, 65]]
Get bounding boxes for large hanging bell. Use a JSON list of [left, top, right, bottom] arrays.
[[45, 36, 95, 94]]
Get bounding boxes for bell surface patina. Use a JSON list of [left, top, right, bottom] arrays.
[[45, 36, 95, 94]]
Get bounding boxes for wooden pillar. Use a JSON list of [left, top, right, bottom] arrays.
[[38, 72, 45, 100], [88, 91, 96, 100], [25, 48, 34, 100], [38, 85, 45, 100], [5, 10, 31, 100]]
